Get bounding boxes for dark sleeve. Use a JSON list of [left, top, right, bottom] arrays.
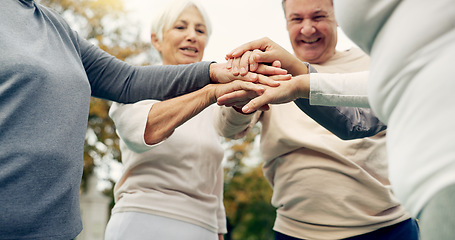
[[78, 35, 211, 103], [293, 63, 387, 140], [294, 98, 387, 140]]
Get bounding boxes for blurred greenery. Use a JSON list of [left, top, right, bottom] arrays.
[[37, 1, 276, 239], [223, 124, 275, 240]]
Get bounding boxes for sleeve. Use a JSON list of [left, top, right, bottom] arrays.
[[294, 65, 386, 140], [213, 168, 227, 234], [212, 106, 261, 139], [294, 99, 387, 140], [310, 71, 370, 108], [109, 100, 162, 153], [76, 35, 212, 103]]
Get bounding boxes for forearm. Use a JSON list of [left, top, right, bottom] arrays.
[[310, 71, 370, 107], [286, 56, 310, 76], [144, 85, 216, 145], [213, 106, 260, 139], [79, 37, 211, 102]]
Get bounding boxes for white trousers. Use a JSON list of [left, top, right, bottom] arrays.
[[104, 211, 218, 240]]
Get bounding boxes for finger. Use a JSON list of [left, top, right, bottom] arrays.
[[242, 95, 272, 113], [236, 72, 258, 83], [239, 51, 252, 76], [256, 64, 288, 76], [236, 82, 265, 96], [249, 50, 262, 71], [255, 74, 281, 87], [269, 74, 292, 81], [226, 38, 270, 58], [217, 89, 260, 106], [272, 60, 281, 68], [231, 57, 241, 76], [226, 58, 233, 70]]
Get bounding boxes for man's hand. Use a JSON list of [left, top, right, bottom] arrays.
[[217, 74, 311, 113]]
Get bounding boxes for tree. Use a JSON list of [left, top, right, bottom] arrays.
[[222, 124, 276, 240]]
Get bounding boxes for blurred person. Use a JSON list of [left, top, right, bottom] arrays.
[[103, 1, 288, 239], [334, 1, 455, 239], [213, 0, 419, 239], [0, 0, 278, 239]]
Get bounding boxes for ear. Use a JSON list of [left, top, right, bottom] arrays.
[[151, 33, 162, 52]]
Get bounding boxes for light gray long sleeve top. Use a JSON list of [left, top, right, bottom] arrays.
[[0, 0, 212, 239]]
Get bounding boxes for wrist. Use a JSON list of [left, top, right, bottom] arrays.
[[209, 63, 219, 83], [293, 75, 310, 99], [203, 84, 218, 104]]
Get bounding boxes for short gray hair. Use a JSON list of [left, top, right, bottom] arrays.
[[150, 0, 212, 42], [282, 0, 333, 14]]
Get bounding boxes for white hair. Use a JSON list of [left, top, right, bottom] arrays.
[[150, 0, 212, 42]]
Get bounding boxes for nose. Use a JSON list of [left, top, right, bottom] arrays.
[[300, 20, 316, 36], [186, 29, 197, 42]]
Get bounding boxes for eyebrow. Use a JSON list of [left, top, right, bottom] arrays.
[[288, 9, 328, 17], [314, 10, 328, 15], [175, 20, 207, 28]]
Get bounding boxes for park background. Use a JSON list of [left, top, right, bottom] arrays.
[[35, 0, 355, 239]]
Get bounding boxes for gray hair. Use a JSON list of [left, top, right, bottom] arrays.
[[150, 0, 212, 42], [282, 0, 333, 14]]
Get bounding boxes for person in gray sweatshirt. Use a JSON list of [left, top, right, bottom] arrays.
[[0, 0, 279, 239]]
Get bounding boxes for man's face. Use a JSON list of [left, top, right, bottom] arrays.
[[284, 0, 337, 64]]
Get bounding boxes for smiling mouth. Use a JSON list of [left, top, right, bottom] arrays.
[[301, 38, 321, 44], [180, 47, 198, 53]]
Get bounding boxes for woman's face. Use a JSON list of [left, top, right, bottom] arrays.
[[152, 6, 208, 65]]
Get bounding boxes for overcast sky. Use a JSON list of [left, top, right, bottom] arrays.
[[121, 0, 356, 63]]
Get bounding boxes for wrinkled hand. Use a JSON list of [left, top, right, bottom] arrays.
[[227, 50, 285, 76], [210, 80, 266, 104], [226, 37, 309, 76], [209, 62, 290, 87], [217, 74, 310, 114]]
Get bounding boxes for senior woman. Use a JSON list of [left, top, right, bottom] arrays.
[[104, 1, 249, 239]]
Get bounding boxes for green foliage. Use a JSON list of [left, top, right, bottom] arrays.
[[223, 124, 276, 240], [224, 166, 276, 240]]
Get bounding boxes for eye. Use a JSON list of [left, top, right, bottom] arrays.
[[290, 17, 303, 23], [175, 25, 186, 30], [313, 15, 326, 21], [196, 29, 206, 34]]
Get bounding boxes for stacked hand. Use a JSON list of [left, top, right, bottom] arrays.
[[216, 37, 312, 113]]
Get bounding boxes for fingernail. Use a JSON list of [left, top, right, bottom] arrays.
[[242, 106, 250, 113]]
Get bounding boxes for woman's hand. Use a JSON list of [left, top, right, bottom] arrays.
[[209, 62, 290, 87], [225, 37, 309, 76]]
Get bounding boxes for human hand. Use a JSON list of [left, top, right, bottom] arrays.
[[208, 80, 266, 104], [227, 50, 285, 76], [226, 37, 309, 76], [217, 74, 310, 114], [209, 62, 290, 87]]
